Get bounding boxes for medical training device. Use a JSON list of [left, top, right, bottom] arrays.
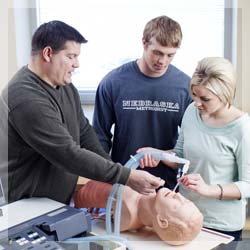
[[0, 197, 91, 250], [105, 150, 190, 239], [64, 151, 190, 250]]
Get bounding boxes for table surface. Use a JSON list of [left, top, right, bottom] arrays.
[[91, 219, 234, 250]]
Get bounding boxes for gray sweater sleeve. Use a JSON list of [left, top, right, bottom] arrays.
[[9, 99, 130, 185]]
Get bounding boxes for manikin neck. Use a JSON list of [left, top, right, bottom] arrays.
[[137, 194, 156, 227]]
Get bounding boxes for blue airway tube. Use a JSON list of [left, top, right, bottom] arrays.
[[64, 234, 134, 250], [106, 153, 145, 237], [114, 184, 124, 236], [105, 183, 119, 235]]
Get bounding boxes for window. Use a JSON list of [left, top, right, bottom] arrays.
[[36, 0, 231, 103]]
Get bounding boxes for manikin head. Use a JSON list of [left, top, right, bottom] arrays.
[[152, 187, 203, 245], [74, 181, 203, 246]]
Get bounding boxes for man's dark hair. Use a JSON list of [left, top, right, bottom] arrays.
[[31, 20, 87, 55]]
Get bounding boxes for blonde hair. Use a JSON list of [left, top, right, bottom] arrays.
[[143, 15, 182, 48], [191, 57, 236, 106]]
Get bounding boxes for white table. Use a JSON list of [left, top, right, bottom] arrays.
[[91, 219, 234, 250]]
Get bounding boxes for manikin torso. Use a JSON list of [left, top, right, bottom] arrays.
[[120, 187, 156, 231], [74, 180, 154, 231]]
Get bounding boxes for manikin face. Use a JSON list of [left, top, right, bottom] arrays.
[[191, 85, 226, 116], [46, 41, 81, 87], [141, 37, 177, 77], [154, 188, 200, 225]]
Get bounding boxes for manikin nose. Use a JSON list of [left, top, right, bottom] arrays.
[[176, 193, 185, 202]]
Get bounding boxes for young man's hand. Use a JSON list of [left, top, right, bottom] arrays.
[[137, 147, 161, 168]]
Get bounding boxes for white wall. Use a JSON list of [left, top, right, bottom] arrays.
[[235, 0, 250, 113], [1, 0, 250, 113], [0, 0, 36, 92], [0, 1, 17, 92]]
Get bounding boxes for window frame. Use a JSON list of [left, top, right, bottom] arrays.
[[13, 0, 237, 105]]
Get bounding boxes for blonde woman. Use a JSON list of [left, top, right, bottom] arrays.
[[138, 57, 250, 240]]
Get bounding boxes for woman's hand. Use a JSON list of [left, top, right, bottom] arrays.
[[179, 173, 211, 197], [136, 147, 160, 168]]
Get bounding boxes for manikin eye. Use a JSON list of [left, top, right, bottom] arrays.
[[164, 191, 172, 198]]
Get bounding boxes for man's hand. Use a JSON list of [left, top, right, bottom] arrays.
[[126, 169, 165, 195]]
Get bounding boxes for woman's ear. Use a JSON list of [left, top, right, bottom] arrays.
[[156, 214, 169, 228]]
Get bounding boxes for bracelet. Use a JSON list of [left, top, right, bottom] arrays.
[[217, 184, 223, 200]]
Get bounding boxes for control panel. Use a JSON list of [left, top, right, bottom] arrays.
[[0, 199, 91, 250]]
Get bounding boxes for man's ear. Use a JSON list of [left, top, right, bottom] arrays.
[[42, 46, 53, 62], [142, 38, 148, 48], [156, 214, 169, 228]]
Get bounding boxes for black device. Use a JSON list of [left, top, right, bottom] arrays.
[[0, 191, 91, 250]]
